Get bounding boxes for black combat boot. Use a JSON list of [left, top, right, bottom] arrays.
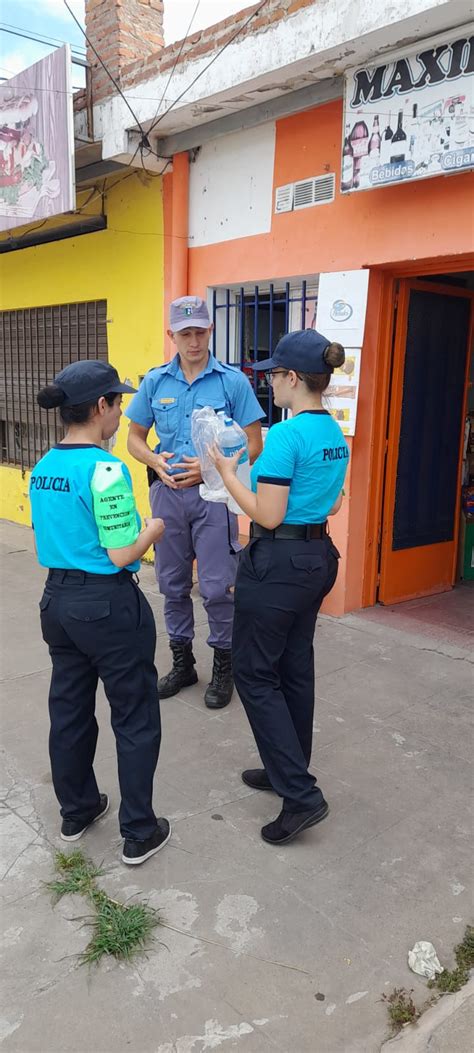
[[204, 648, 234, 709], [158, 640, 198, 699]]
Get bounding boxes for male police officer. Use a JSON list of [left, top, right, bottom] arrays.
[[126, 296, 264, 708]]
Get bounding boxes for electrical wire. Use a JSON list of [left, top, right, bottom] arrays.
[[0, 25, 86, 64], [0, 21, 85, 51], [62, 0, 146, 138], [147, 0, 201, 131], [147, 0, 271, 135]]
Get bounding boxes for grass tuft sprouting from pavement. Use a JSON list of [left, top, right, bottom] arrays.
[[427, 925, 474, 994], [47, 850, 159, 964]]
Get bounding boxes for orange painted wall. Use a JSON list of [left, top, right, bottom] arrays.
[[169, 97, 474, 614], [187, 99, 474, 287]]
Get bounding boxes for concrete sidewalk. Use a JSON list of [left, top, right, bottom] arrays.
[[1, 520, 472, 1053]]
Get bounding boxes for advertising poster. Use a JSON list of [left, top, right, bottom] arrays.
[[323, 348, 361, 437], [342, 30, 474, 193], [315, 270, 369, 346], [0, 45, 75, 231]]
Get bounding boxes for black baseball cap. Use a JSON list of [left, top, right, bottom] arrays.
[[53, 360, 137, 405], [253, 329, 334, 374]]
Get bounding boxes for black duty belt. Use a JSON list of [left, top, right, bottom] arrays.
[[47, 569, 135, 585], [250, 522, 328, 540]]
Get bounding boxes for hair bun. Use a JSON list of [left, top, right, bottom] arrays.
[[36, 384, 66, 410], [324, 342, 345, 369]]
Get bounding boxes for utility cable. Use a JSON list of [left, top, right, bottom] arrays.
[[147, 0, 201, 131], [62, 0, 146, 138], [0, 21, 85, 51], [147, 0, 271, 135]]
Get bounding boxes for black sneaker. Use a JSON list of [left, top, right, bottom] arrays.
[[261, 800, 329, 845], [122, 818, 171, 865], [60, 793, 109, 842], [241, 769, 274, 791]]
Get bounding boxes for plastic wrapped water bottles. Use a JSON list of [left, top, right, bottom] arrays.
[[218, 416, 251, 488], [191, 406, 245, 513]]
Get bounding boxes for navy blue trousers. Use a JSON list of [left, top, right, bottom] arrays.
[[232, 536, 339, 813], [39, 570, 161, 840]]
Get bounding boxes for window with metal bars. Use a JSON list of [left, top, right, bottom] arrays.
[[211, 280, 319, 426], [0, 300, 108, 470]]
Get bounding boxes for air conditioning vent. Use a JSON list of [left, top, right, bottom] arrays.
[[293, 178, 314, 209], [313, 173, 335, 204], [274, 183, 293, 213], [275, 174, 335, 214], [294, 174, 335, 209]]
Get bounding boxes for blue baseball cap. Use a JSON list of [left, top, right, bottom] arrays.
[[169, 296, 211, 333], [253, 329, 334, 374], [53, 360, 137, 406]]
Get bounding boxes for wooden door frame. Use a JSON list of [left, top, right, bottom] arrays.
[[362, 252, 474, 608]]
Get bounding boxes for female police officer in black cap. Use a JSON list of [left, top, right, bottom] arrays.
[[210, 329, 348, 847], [30, 359, 170, 866]]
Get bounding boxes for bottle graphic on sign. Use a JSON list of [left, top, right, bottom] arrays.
[[349, 113, 369, 187], [408, 104, 417, 158], [390, 110, 407, 163], [341, 125, 354, 190], [454, 105, 468, 147], [368, 115, 381, 158], [380, 112, 394, 165]]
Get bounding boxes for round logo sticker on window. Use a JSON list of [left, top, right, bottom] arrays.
[[330, 300, 353, 322]]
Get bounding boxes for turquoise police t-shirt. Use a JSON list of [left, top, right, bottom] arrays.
[[250, 410, 349, 524], [29, 444, 141, 574]]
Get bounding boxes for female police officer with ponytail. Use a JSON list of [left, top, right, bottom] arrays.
[[210, 329, 348, 847], [30, 359, 170, 866]]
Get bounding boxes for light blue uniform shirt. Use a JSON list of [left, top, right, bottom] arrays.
[[251, 410, 349, 524], [125, 353, 265, 473], [29, 445, 141, 574]]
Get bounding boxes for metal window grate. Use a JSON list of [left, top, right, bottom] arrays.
[[0, 300, 108, 470], [212, 281, 318, 426]]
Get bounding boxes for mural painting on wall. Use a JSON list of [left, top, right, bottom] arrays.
[[0, 45, 75, 231]]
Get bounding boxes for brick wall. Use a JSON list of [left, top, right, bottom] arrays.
[[85, 0, 164, 101], [120, 0, 314, 88], [82, 0, 315, 103]]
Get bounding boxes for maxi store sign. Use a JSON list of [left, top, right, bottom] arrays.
[[341, 30, 474, 193]]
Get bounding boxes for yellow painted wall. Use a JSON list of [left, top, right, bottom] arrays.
[[0, 172, 164, 531]]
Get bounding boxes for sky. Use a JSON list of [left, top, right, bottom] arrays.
[[0, 1, 248, 90]]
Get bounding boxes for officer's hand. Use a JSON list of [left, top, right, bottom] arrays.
[[152, 451, 178, 489], [208, 443, 242, 478], [144, 517, 166, 543], [173, 456, 203, 488]]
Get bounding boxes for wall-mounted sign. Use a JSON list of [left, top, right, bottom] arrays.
[[315, 270, 369, 436], [315, 269, 369, 346], [324, 347, 361, 437], [341, 30, 474, 193], [0, 45, 75, 231]]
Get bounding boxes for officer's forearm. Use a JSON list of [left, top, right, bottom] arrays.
[[127, 429, 158, 469], [222, 475, 278, 530], [107, 524, 158, 568], [222, 473, 288, 529]]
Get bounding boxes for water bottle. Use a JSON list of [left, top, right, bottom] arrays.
[[219, 416, 251, 487]]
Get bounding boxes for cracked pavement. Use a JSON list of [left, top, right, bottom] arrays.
[[0, 520, 473, 1052]]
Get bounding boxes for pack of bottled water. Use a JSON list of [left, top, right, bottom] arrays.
[[191, 406, 249, 513]]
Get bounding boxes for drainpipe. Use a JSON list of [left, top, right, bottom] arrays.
[[171, 151, 189, 297], [165, 151, 189, 359]]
